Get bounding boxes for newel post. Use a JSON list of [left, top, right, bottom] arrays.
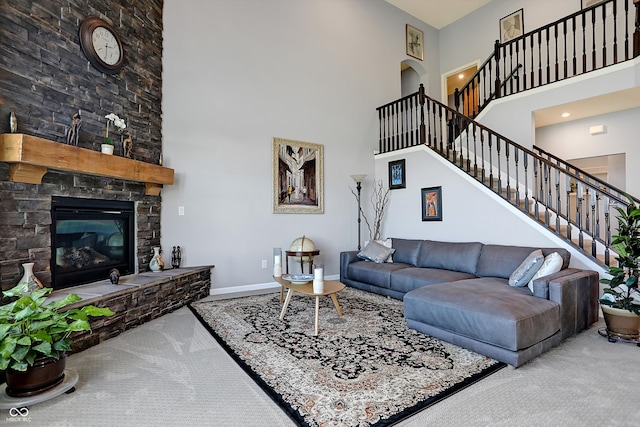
[[494, 40, 502, 99], [634, 0, 640, 58], [418, 83, 426, 144]]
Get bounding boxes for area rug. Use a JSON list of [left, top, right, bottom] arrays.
[[189, 287, 504, 427]]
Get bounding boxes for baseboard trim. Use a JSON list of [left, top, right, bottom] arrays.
[[210, 275, 340, 298]]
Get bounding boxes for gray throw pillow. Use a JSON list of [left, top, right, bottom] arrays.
[[357, 240, 396, 263], [508, 249, 544, 287]]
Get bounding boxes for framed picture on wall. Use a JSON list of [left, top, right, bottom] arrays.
[[499, 9, 524, 43], [388, 159, 406, 190], [421, 186, 442, 221], [406, 24, 423, 60], [272, 137, 324, 214]]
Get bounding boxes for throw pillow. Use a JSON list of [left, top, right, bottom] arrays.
[[527, 251, 563, 292], [364, 238, 393, 262], [358, 240, 396, 264], [508, 249, 544, 287]]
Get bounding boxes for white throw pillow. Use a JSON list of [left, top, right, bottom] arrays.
[[527, 252, 564, 292], [363, 238, 393, 262], [509, 249, 544, 287], [358, 240, 396, 264]]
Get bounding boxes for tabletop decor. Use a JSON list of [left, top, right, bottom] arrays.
[[103, 113, 126, 155]]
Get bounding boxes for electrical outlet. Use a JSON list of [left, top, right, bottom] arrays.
[[178, 206, 185, 216], [261, 260, 267, 269]]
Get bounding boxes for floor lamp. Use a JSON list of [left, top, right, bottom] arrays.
[[351, 174, 367, 250]]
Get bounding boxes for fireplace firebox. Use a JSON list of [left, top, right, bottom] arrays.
[[51, 197, 135, 290]]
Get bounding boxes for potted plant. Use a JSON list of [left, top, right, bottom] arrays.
[[600, 194, 640, 340], [102, 113, 126, 155], [0, 282, 114, 396]]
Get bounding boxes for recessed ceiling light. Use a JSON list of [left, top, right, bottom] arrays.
[[561, 112, 571, 118]]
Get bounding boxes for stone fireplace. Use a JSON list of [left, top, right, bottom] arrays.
[[0, 134, 173, 290]]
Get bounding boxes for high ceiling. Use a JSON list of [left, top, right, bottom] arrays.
[[385, 0, 494, 29]]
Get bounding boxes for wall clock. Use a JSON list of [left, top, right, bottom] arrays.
[[79, 16, 124, 74]]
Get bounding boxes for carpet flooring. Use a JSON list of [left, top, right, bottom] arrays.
[[189, 287, 504, 427]]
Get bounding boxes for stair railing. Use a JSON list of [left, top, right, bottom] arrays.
[[454, 0, 639, 118], [377, 85, 631, 267]]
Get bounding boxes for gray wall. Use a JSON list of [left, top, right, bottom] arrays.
[[161, 0, 440, 290]]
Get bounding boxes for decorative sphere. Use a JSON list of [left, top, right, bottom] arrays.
[[289, 236, 316, 263]]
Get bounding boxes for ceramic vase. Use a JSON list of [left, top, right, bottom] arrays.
[[19, 262, 38, 291], [149, 247, 164, 272]]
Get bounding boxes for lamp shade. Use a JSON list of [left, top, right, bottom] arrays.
[[351, 174, 367, 183]]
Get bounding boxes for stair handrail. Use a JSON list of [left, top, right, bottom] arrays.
[[377, 85, 630, 267], [455, 0, 638, 117], [533, 145, 640, 205]]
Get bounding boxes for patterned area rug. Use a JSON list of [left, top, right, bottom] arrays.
[[189, 287, 504, 427]]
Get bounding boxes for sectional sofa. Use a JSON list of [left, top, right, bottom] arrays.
[[339, 238, 599, 367]]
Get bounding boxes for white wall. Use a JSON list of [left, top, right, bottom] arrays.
[[161, 0, 440, 289], [536, 107, 640, 196], [375, 146, 599, 272]]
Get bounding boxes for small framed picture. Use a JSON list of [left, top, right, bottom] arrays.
[[499, 9, 524, 43], [388, 159, 406, 190], [406, 24, 423, 60], [421, 186, 442, 221]]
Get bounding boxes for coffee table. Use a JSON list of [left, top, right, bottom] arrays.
[[274, 276, 345, 335]]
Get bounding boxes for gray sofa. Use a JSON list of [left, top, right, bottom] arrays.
[[339, 238, 599, 367]]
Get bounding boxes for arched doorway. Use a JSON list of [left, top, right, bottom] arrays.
[[400, 59, 427, 98]]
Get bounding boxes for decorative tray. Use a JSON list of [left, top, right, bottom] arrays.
[[282, 274, 314, 285]]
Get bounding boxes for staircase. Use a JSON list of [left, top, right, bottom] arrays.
[[375, 0, 640, 268]]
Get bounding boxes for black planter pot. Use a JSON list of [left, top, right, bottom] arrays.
[[5, 354, 67, 397]]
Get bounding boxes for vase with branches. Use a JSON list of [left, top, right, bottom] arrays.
[[351, 179, 390, 241]]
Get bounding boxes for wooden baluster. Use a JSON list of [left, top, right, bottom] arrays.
[[480, 130, 486, 183], [544, 163, 551, 226], [585, 186, 591, 235], [633, 0, 640, 58], [563, 20, 568, 78], [554, 24, 559, 82], [494, 40, 501, 99], [555, 168, 561, 233], [572, 16, 577, 76], [604, 196, 611, 266], [505, 142, 511, 202], [530, 34, 536, 87], [592, 190, 599, 257], [419, 84, 426, 145], [624, 0, 630, 60], [533, 158, 540, 221], [378, 108, 383, 153], [488, 134, 494, 190], [538, 31, 543, 86], [400, 99, 405, 149], [566, 174, 572, 241], [546, 27, 551, 83], [591, 9, 597, 69], [582, 11, 587, 72], [472, 123, 479, 178], [577, 181, 584, 249], [522, 34, 528, 89], [524, 152, 530, 213], [602, 4, 607, 67], [613, 0, 618, 64]]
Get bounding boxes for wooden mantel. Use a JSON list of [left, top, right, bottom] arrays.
[[0, 133, 174, 196]]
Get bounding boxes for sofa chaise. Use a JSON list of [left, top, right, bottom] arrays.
[[339, 238, 599, 367]]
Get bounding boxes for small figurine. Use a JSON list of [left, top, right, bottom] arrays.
[[66, 111, 82, 146], [123, 136, 133, 158], [109, 268, 120, 284]]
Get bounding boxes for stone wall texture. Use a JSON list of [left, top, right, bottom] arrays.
[[0, 0, 165, 291]]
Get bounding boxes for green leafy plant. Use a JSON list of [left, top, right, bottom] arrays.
[[600, 194, 640, 316], [0, 282, 114, 371]]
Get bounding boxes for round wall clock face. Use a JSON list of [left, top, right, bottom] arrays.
[[79, 17, 124, 74]]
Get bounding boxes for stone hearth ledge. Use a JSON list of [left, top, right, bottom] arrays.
[[48, 266, 213, 353]]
